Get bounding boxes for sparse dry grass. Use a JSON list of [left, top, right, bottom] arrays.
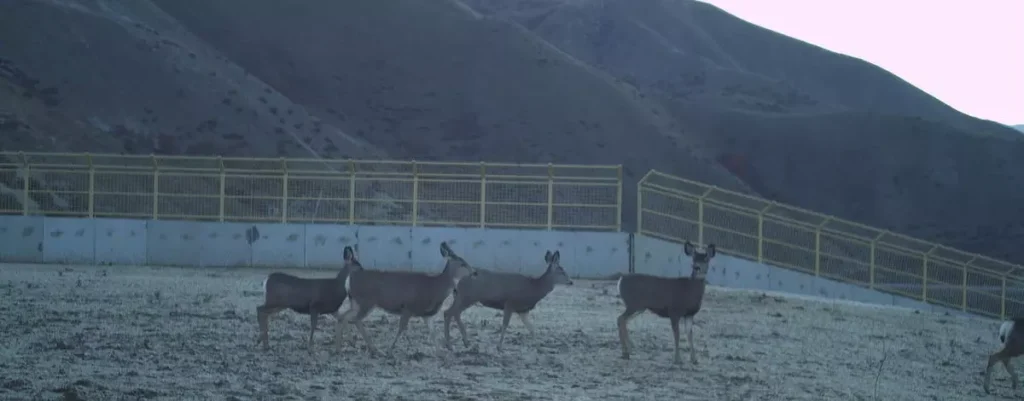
[[0, 263, 1010, 400]]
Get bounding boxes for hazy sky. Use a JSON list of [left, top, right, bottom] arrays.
[[698, 0, 1024, 126]]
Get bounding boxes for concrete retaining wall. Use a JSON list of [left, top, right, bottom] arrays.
[[0, 216, 630, 279], [0, 215, 1010, 317], [633, 234, 970, 316]]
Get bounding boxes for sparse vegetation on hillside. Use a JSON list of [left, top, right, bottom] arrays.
[[2, 0, 1024, 264]]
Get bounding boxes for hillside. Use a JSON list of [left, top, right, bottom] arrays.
[[3, 0, 1024, 263]]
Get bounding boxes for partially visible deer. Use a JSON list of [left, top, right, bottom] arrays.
[[336, 241, 474, 356], [443, 250, 573, 350], [985, 317, 1024, 394], [616, 241, 715, 364], [257, 246, 360, 352]]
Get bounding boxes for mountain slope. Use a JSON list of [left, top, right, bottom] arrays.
[[460, 0, 1024, 262], [4, 0, 1024, 264], [0, 0, 380, 159], [148, 0, 757, 219]]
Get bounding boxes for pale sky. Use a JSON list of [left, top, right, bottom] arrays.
[[698, 0, 1024, 126]]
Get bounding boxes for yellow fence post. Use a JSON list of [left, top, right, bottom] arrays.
[[962, 256, 975, 312], [757, 203, 773, 263], [218, 157, 225, 222], [20, 151, 28, 215], [1002, 276, 1008, 320], [636, 171, 649, 236], [281, 157, 288, 223], [151, 154, 159, 220], [479, 162, 486, 228], [697, 187, 714, 244], [814, 217, 831, 277], [86, 153, 95, 218], [922, 245, 937, 302], [615, 164, 623, 232], [411, 160, 418, 227], [546, 163, 554, 230], [347, 159, 356, 225], [869, 231, 885, 290]]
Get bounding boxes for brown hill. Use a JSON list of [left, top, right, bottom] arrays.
[[2, 0, 1024, 263]]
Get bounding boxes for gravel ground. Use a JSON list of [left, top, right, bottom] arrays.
[[0, 263, 1011, 400]]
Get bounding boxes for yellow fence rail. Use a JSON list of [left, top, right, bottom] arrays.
[[4, 152, 1024, 319], [0, 152, 623, 231], [637, 169, 1024, 320]]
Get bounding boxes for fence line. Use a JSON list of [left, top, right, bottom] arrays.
[[637, 169, 1024, 320], [4, 152, 1024, 319], [0, 152, 623, 231]]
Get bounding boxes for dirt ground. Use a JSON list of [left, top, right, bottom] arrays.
[[0, 263, 1012, 400]]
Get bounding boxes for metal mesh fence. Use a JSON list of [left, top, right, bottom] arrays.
[[637, 169, 1024, 319], [0, 152, 622, 231]]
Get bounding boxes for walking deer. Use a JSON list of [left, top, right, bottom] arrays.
[[617, 241, 715, 364], [443, 250, 573, 350], [336, 241, 474, 356], [985, 317, 1024, 394], [257, 246, 360, 351]]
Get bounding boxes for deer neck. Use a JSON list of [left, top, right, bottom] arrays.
[[439, 260, 458, 279], [534, 265, 557, 292]]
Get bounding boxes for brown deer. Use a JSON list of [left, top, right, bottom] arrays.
[[617, 240, 715, 364], [443, 250, 573, 350], [985, 318, 1024, 394], [335, 241, 474, 356], [256, 246, 360, 352]]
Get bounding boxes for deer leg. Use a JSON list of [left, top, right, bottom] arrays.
[[670, 316, 682, 364], [354, 321, 377, 356], [422, 317, 434, 343], [517, 313, 536, 336], [685, 316, 698, 365], [455, 315, 471, 348], [444, 299, 473, 350], [1004, 357, 1020, 390], [443, 307, 456, 350], [256, 306, 282, 351], [352, 305, 378, 356], [617, 308, 642, 360], [388, 312, 413, 354], [496, 307, 514, 351], [986, 353, 1002, 394], [308, 312, 319, 353], [335, 302, 360, 351]]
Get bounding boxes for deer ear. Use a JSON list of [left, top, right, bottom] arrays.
[[544, 250, 553, 263], [683, 241, 694, 256], [343, 246, 354, 261], [440, 242, 452, 257], [552, 250, 560, 263]]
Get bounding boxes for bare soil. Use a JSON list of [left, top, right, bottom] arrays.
[[0, 263, 1009, 400]]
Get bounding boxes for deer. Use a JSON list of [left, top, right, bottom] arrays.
[[985, 317, 1024, 394], [616, 240, 715, 364], [335, 241, 474, 356], [256, 246, 361, 352], [443, 249, 573, 351]]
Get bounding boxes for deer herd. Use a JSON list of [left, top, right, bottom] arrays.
[[257, 239, 716, 364], [255, 238, 1024, 394]]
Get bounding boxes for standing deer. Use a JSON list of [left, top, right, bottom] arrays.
[[336, 241, 474, 356], [443, 250, 573, 350], [257, 246, 360, 351], [985, 317, 1024, 394], [617, 240, 715, 364]]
